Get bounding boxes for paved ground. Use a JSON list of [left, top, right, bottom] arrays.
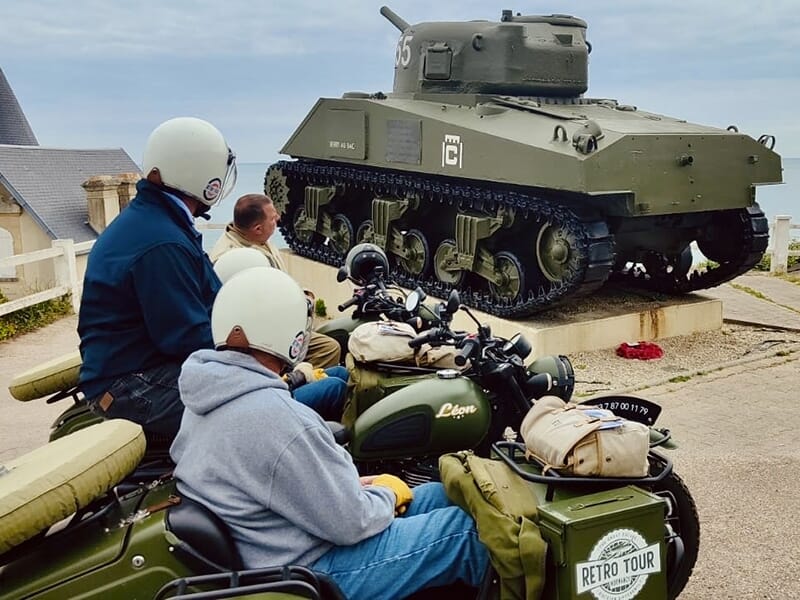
[[701, 272, 800, 330], [0, 273, 798, 598]]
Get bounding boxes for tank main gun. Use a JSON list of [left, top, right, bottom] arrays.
[[380, 6, 409, 32]]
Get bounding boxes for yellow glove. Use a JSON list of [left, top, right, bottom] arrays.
[[293, 362, 328, 383], [372, 474, 413, 515]]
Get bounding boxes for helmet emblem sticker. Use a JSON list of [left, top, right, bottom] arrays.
[[575, 528, 661, 600], [289, 331, 306, 360], [204, 178, 222, 201]]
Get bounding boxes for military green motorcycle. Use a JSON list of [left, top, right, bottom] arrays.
[[342, 292, 699, 599], [0, 296, 698, 599]]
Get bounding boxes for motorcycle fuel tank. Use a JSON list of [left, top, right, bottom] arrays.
[[349, 373, 490, 460]]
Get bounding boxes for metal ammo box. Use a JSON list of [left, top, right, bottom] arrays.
[[537, 485, 667, 599]]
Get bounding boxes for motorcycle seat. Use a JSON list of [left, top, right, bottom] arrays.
[[0, 419, 145, 555], [165, 495, 244, 573], [164, 496, 348, 600], [8, 350, 81, 402]]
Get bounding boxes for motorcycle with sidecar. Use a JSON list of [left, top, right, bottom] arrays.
[[1, 291, 698, 599]]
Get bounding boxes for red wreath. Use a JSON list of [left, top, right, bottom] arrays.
[[616, 341, 664, 360]]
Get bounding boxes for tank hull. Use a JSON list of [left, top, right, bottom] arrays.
[[281, 95, 780, 217]]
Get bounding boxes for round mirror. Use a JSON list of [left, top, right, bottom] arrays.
[[336, 266, 349, 283], [405, 290, 421, 312], [446, 289, 461, 314]]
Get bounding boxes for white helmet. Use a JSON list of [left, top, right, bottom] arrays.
[[211, 266, 312, 367], [142, 117, 237, 207], [214, 247, 271, 284]]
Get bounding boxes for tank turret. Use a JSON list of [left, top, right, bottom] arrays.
[[382, 6, 589, 98], [266, 7, 782, 318]]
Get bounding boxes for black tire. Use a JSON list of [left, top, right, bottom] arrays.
[[647, 468, 700, 599]]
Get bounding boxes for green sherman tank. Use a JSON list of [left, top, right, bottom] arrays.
[[266, 6, 782, 318]]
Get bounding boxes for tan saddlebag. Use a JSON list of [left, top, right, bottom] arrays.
[[520, 396, 649, 477], [347, 321, 418, 364]]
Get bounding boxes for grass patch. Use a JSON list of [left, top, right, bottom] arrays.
[[668, 375, 692, 383], [777, 273, 800, 286], [731, 283, 770, 301], [0, 291, 73, 342], [314, 297, 328, 318], [694, 259, 720, 272]]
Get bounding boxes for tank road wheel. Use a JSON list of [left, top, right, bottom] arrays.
[[434, 239, 465, 286], [329, 213, 354, 257], [356, 219, 375, 244], [536, 221, 579, 283], [292, 206, 317, 245], [489, 251, 525, 303], [398, 229, 430, 277], [646, 469, 700, 600]]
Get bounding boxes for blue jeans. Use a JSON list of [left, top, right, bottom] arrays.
[[87, 362, 184, 438], [293, 366, 348, 421], [311, 482, 489, 600]]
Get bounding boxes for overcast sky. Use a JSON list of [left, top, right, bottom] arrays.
[[3, 0, 799, 162]]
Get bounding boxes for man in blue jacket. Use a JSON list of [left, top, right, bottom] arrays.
[[78, 117, 238, 438]]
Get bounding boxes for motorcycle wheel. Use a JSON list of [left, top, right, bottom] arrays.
[[647, 469, 700, 600]]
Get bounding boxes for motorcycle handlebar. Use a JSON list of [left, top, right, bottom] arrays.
[[408, 327, 443, 349], [454, 337, 480, 367], [338, 295, 360, 312]]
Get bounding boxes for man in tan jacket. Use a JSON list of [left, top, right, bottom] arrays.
[[209, 193, 341, 368]]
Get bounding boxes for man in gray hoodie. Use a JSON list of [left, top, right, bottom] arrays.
[[170, 266, 489, 599]]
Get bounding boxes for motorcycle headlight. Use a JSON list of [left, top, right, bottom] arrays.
[[527, 354, 575, 401]]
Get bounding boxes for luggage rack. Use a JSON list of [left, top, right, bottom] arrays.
[[154, 565, 346, 600], [491, 441, 673, 499]]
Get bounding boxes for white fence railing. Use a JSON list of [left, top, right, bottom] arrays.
[[767, 215, 800, 275], [0, 223, 228, 319], [0, 239, 94, 317]]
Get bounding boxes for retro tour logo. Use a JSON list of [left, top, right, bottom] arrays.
[[575, 528, 661, 600]]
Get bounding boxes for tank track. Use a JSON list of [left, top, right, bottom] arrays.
[[616, 205, 769, 294], [268, 159, 615, 318]]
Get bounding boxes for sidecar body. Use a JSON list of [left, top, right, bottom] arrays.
[[0, 420, 340, 600]]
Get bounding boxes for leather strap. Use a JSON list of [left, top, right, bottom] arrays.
[[98, 391, 114, 412]]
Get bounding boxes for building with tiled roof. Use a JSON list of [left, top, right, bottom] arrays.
[[0, 67, 140, 291]]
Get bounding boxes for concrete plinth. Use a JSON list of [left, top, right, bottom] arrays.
[[282, 250, 723, 359]]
